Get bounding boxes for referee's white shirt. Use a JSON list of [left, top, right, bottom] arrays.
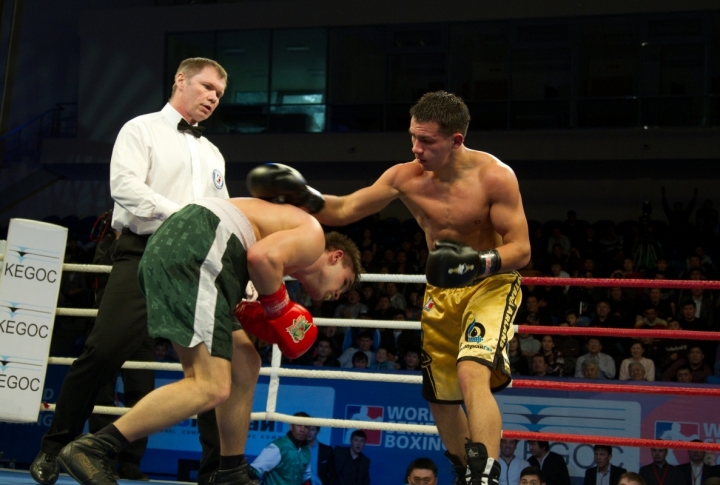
[[500, 455, 530, 485], [110, 103, 229, 235]]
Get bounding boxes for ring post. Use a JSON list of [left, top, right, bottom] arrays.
[[0, 219, 67, 422]]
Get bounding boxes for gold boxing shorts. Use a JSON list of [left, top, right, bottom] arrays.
[[420, 272, 522, 403]]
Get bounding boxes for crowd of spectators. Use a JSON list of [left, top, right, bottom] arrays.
[[42, 188, 720, 383]]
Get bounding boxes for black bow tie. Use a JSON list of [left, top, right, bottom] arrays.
[[177, 119, 205, 138]]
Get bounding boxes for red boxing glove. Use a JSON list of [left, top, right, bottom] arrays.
[[258, 284, 291, 319], [266, 302, 318, 359], [234, 300, 277, 344]]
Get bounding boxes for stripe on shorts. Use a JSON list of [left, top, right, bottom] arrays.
[[191, 220, 234, 354]]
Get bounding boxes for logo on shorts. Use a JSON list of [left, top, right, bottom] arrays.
[[420, 350, 432, 368], [212, 169, 224, 190], [423, 296, 434, 312], [286, 316, 313, 343], [465, 320, 485, 343]]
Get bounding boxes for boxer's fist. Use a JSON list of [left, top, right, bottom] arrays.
[[246, 163, 325, 214], [267, 302, 317, 359], [425, 240, 501, 288], [235, 300, 277, 344]]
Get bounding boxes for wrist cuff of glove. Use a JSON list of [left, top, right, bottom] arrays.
[[479, 249, 501, 277], [259, 284, 290, 319]]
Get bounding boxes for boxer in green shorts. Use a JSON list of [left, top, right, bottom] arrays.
[[57, 193, 362, 485]]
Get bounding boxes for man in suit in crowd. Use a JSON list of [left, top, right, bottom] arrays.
[[582, 445, 626, 485], [333, 430, 370, 485], [639, 448, 685, 485], [307, 425, 336, 485], [527, 441, 571, 485], [677, 442, 717, 485]]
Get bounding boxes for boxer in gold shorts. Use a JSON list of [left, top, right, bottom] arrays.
[[421, 273, 522, 403]]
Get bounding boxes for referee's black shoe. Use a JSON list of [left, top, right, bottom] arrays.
[[29, 451, 60, 485]]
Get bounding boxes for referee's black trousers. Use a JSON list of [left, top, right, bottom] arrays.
[[40, 231, 155, 465]]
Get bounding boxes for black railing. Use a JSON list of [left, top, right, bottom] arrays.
[[0, 103, 77, 168]]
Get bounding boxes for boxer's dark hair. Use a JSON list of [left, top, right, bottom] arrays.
[[325, 231, 362, 288], [410, 91, 471, 137]]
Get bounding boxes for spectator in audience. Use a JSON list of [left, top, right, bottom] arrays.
[[400, 348, 422, 371], [644, 257, 678, 281], [619, 341, 656, 381], [370, 347, 398, 370], [372, 295, 401, 320], [575, 338, 616, 379], [635, 307, 668, 330], [307, 425, 336, 485], [404, 290, 423, 321], [531, 354, 552, 377], [640, 288, 676, 322], [154, 338, 175, 363], [379, 315, 421, 363], [527, 441, 571, 485], [520, 466, 546, 485], [696, 199, 719, 240], [334, 289, 368, 320], [618, 471, 647, 485], [628, 361, 648, 381], [359, 228, 377, 257], [581, 358, 601, 379], [582, 445, 626, 485], [379, 248, 398, 273], [577, 226, 604, 261], [653, 323, 689, 377], [678, 441, 714, 485], [663, 345, 712, 383], [676, 300, 706, 332], [351, 351, 369, 369], [386, 282, 407, 311], [333, 430, 370, 485], [498, 438, 529, 485], [405, 457, 438, 485], [608, 285, 637, 325], [539, 336, 564, 377], [684, 287, 715, 330], [590, 300, 623, 329], [250, 412, 312, 484], [395, 250, 413, 275], [339, 331, 376, 368], [360, 248, 380, 274], [517, 324, 542, 362], [521, 295, 554, 326], [640, 447, 685, 485], [509, 335, 530, 376], [311, 338, 341, 368], [359, 285, 378, 314], [547, 227, 571, 256], [675, 365, 695, 383], [565, 272, 598, 326]]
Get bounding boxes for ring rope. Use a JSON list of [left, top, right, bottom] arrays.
[[45, 357, 720, 397], [53, 307, 720, 344], [6, 253, 719, 290]]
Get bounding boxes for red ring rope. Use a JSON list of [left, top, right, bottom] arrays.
[[521, 277, 719, 290], [516, 325, 720, 341], [502, 431, 720, 452], [512, 379, 720, 397]]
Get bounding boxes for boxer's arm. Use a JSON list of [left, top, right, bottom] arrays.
[[315, 165, 403, 227], [485, 163, 531, 272], [246, 212, 325, 295]]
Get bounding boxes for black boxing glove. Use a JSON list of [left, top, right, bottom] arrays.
[[425, 240, 502, 288], [246, 163, 325, 214]]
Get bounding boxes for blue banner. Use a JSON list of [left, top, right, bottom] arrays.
[[1, 366, 718, 485]]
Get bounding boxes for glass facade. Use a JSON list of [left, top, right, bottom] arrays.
[[166, 11, 720, 133]]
